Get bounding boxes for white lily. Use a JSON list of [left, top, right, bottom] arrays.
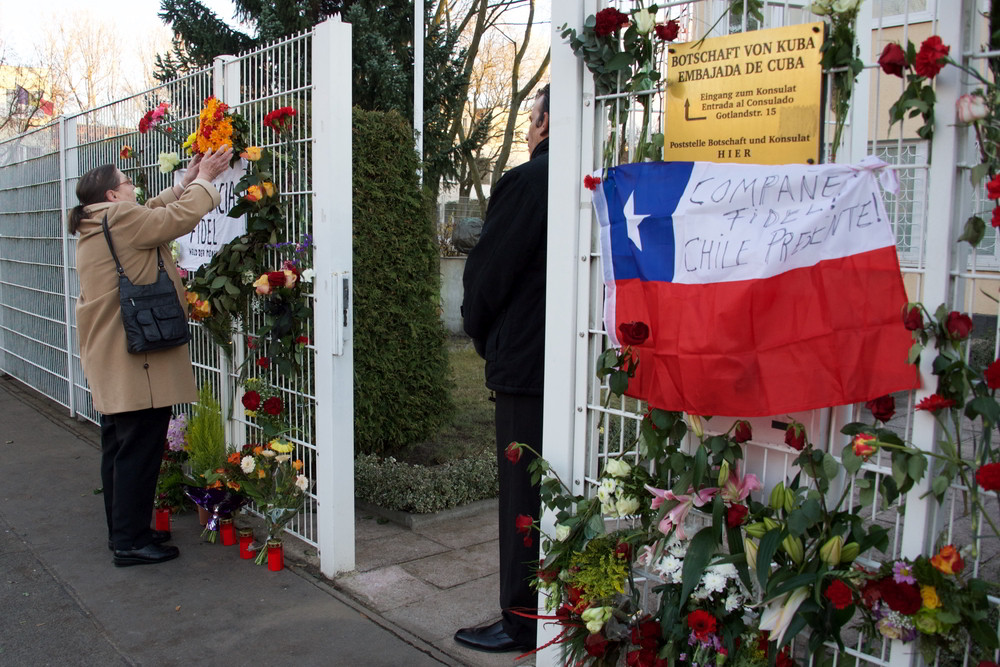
[[758, 587, 809, 647]]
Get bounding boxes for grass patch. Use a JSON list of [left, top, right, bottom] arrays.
[[398, 336, 495, 465]]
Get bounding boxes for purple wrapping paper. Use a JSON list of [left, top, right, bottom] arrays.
[[183, 486, 246, 530]]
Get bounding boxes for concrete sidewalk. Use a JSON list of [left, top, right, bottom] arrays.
[[0, 374, 533, 666]]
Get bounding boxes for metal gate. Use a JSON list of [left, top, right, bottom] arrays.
[[543, 1, 998, 666], [0, 18, 354, 576]]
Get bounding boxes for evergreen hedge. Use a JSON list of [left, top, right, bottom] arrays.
[[352, 108, 454, 455]]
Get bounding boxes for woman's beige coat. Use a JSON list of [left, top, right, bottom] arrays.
[[75, 180, 221, 415]]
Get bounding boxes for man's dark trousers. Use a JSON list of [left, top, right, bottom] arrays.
[[100, 407, 172, 550], [495, 391, 543, 647]]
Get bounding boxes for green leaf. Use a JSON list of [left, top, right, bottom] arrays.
[[609, 370, 628, 396], [958, 216, 986, 248], [757, 529, 782, 590], [822, 453, 839, 481], [605, 52, 633, 71], [211, 276, 228, 289], [842, 446, 862, 475], [931, 474, 950, 498], [679, 527, 717, 605], [906, 453, 927, 483], [966, 395, 1000, 426], [970, 162, 991, 187]]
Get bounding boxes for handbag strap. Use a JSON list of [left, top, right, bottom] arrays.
[[101, 214, 166, 278]]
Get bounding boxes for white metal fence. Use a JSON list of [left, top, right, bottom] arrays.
[[544, 1, 998, 666], [0, 18, 354, 576]]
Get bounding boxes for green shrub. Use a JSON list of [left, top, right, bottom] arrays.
[[187, 384, 226, 479], [353, 108, 453, 455], [355, 453, 498, 514]]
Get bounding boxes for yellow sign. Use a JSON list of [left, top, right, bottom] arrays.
[[664, 22, 824, 165]]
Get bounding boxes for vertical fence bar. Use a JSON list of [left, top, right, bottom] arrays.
[[311, 16, 354, 577], [539, 3, 589, 665], [57, 116, 74, 416]]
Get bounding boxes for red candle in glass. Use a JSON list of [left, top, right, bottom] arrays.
[[154, 508, 171, 532], [220, 519, 236, 546], [238, 529, 254, 559], [267, 541, 284, 571]]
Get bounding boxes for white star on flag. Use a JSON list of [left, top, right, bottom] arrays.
[[624, 191, 648, 251]]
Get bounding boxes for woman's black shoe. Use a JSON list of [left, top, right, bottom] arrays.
[[113, 543, 180, 567]]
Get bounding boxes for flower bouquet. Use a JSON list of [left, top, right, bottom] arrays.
[[138, 101, 185, 173], [154, 414, 192, 514], [240, 377, 291, 441], [184, 95, 249, 161], [859, 547, 998, 665], [225, 438, 310, 564]]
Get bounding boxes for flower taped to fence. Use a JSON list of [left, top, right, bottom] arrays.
[[516, 320, 1000, 664]]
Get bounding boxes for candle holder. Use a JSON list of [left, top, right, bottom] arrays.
[[154, 508, 171, 532], [267, 539, 284, 571], [220, 518, 236, 546], [238, 528, 255, 559]]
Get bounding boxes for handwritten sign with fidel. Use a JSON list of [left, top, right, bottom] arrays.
[[664, 22, 824, 165]]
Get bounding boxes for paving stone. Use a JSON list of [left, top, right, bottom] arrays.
[[383, 572, 501, 644], [355, 511, 409, 542], [354, 530, 450, 572], [400, 540, 498, 589], [336, 565, 440, 613], [412, 510, 500, 550]]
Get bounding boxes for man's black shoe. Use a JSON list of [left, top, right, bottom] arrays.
[[113, 543, 179, 567], [454, 620, 532, 653], [107, 530, 172, 551]]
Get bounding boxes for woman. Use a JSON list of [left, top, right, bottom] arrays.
[[69, 146, 233, 567]]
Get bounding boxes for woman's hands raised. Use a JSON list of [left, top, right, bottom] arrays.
[[181, 146, 235, 186]]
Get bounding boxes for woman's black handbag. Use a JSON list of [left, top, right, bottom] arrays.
[[102, 215, 191, 354]]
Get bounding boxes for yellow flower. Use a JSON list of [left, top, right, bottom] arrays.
[[257, 469, 267, 479], [253, 273, 271, 295], [185, 290, 199, 305], [261, 181, 276, 197], [191, 299, 211, 319], [269, 439, 294, 453], [245, 185, 263, 202], [292, 459, 303, 471], [244, 410, 257, 418], [920, 585, 940, 609], [241, 146, 262, 161]]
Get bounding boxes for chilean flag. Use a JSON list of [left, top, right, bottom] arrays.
[[593, 158, 919, 418]]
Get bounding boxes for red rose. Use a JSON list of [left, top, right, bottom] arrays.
[[615, 542, 632, 561], [945, 311, 973, 340], [878, 43, 907, 77], [241, 390, 261, 411], [537, 566, 558, 583], [583, 175, 602, 191], [655, 20, 680, 42], [992, 207, 1000, 229], [903, 304, 923, 330], [914, 35, 950, 79], [584, 632, 609, 658], [915, 394, 956, 412], [776, 648, 797, 667], [594, 7, 630, 37], [985, 361, 1000, 390], [296, 336, 310, 345], [687, 609, 717, 640], [784, 423, 806, 450], [879, 579, 922, 614], [505, 442, 522, 464], [262, 396, 283, 416], [865, 395, 895, 422], [731, 420, 752, 443], [630, 619, 660, 650], [627, 648, 667, 667], [618, 321, 650, 345], [515, 513, 533, 546], [256, 357, 270, 368], [267, 271, 286, 288], [976, 462, 1000, 491], [726, 504, 749, 528], [988, 174, 1000, 200], [824, 578, 853, 610]]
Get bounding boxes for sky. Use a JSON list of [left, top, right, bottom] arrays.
[[0, 0, 245, 65]]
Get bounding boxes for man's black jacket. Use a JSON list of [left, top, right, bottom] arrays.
[[462, 138, 548, 396]]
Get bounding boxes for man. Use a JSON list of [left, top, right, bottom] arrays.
[[455, 83, 549, 653]]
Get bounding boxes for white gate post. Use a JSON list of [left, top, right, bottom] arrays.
[[58, 117, 75, 416], [539, 3, 589, 664], [311, 16, 355, 577]]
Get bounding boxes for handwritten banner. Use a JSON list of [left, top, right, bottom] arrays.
[[174, 160, 247, 271]]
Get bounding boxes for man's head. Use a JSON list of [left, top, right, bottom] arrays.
[[526, 83, 549, 154]]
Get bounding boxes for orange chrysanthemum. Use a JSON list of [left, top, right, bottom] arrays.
[[193, 96, 235, 154]]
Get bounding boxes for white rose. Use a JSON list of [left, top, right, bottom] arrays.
[[615, 495, 640, 517], [158, 151, 181, 173], [809, 0, 832, 15], [597, 478, 617, 503], [604, 458, 631, 478], [294, 474, 309, 491], [956, 93, 989, 124], [300, 268, 315, 283], [240, 455, 255, 473], [600, 500, 618, 516], [633, 8, 655, 34], [275, 454, 290, 463], [555, 524, 571, 541], [832, 0, 862, 13], [581, 606, 612, 634]]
